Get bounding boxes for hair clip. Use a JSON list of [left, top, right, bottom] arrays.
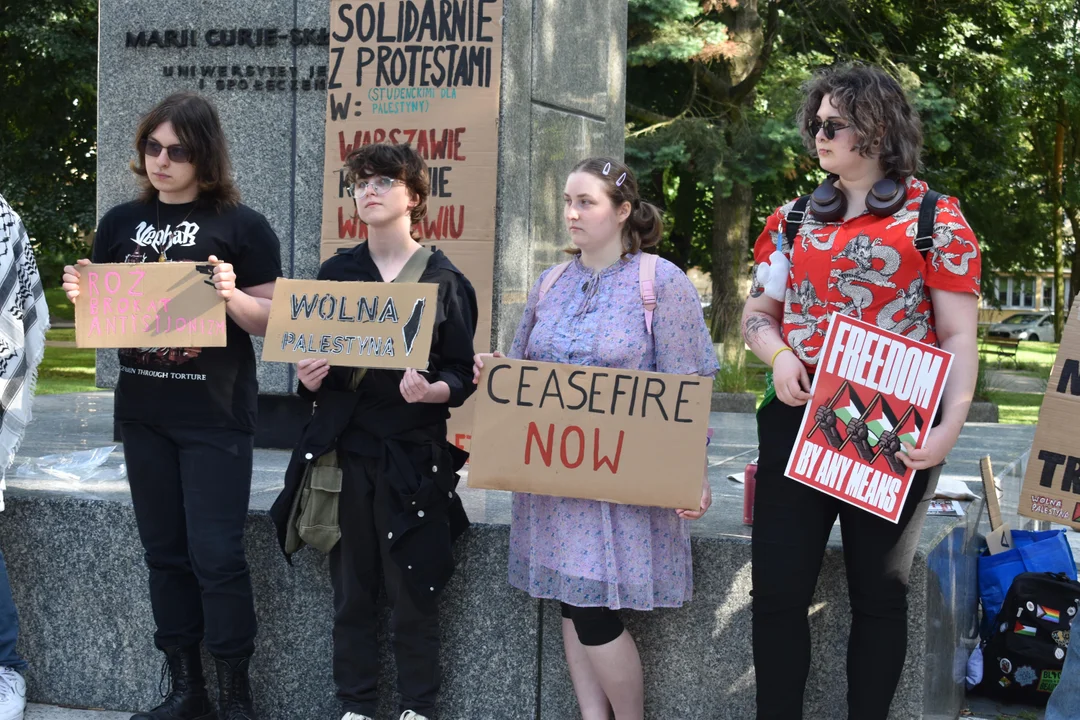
[[616, 172, 627, 187], [602, 162, 612, 175]]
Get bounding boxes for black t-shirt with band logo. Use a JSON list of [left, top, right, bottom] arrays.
[[91, 199, 282, 432]]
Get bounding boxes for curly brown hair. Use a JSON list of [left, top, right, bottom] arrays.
[[566, 157, 663, 256], [343, 143, 429, 239], [131, 92, 240, 212], [796, 63, 923, 179]]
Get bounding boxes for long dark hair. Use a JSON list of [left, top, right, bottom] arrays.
[[566, 157, 663, 256], [131, 92, 241, 212]]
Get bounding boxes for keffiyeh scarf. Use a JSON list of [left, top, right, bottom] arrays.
[[0, 195, 50, 510]]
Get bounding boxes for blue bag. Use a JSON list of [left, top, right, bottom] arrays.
[[979, 529, 1077, 639]]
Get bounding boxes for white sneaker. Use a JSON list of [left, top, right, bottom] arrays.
[[341, 714, 374, 720], [400, 712, 429, 720], [0, 667, 25, 720]]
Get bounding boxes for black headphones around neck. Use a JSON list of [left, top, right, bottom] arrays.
[[809, 174, 907, 222]]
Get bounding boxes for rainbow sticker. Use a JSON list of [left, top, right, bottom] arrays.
[[1037, 606, 1061, 623]]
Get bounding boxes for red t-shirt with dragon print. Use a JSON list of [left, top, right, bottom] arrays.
[[750, 178, 981, 370]]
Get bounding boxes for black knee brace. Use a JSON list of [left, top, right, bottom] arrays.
[[560, 602, 625, 646]]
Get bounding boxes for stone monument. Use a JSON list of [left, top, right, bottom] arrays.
[[96, 0, 629, 445]]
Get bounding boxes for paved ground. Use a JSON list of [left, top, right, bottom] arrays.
[[26, 705, 129, 719], [964, 695, 1046, 719], [986, 368, 1049, 394]]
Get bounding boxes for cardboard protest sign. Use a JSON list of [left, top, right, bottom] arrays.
[[262, 278, 438, 369], [467, 358, 711, 509], [320, 0, 504, 353], [981, 455, 1004, 530], [1020, 294, 1080, 529], [784, 313, 953, 523], [75, 262, 226, 349]]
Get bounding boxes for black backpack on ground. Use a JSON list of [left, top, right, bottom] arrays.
[[978, 571, 1080, 705]]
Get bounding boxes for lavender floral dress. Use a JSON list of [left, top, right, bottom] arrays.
[[507, 252, 719, 610]]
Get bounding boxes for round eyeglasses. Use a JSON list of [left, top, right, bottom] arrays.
[[347, 176, 405, 198]]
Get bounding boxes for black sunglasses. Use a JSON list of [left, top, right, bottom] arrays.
[[140, 137, 192, 164], [807, 119, 851, 140]]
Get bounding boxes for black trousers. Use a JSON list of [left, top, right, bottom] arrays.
[[329, 451, 441, 718], [751, 399, 938, 720], [120, 422, 257, 659]]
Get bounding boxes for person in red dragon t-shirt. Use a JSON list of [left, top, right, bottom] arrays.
[[740, 63, 981, 720]]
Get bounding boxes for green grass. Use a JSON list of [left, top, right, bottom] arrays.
[[979, 339, 1059, 378], [45, 287, 74, 323], [36, 345, 100, 395], [987, 390, 1044, 425], [46, 328, 75, 343]]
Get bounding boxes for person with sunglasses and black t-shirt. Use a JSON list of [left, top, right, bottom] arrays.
[[62, 92, 281, 720]]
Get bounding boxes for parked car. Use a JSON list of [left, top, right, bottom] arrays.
[[986, 312, 1054, 341]]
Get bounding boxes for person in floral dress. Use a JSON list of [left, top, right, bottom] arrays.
[[474, 157, 718, 719]]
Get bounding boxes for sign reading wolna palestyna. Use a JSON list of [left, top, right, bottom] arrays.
[[262, 278, 438, 370]]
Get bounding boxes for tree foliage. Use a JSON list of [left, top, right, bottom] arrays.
[[0, 0, 97, 280], [625, 0, 1080, 348]]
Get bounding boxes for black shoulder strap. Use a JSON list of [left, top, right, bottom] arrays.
[[915, 190, 942, 257], [784, 195, 811, 248]]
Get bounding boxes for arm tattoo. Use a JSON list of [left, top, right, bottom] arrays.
[[743, 312, 779, 347]]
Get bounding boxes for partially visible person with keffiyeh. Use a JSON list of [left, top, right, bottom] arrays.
[[0, 192, 50, 720]]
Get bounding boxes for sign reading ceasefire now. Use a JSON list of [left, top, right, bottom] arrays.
[[1021, 294, 1080, 529], [467, 358, 712, 509], [75, 262, 226, 348], [262, 278, 438, 369]]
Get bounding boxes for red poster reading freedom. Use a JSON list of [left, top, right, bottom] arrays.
[[783, 313, 953, 523]]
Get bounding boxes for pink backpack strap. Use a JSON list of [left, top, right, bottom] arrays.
[[639, 253, 658, 335], [538, 261, 572, 302]]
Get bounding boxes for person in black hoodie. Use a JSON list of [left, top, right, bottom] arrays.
[[270, 143, 476, 720]]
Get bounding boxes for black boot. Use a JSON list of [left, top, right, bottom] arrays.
[[130, 645, 217, 720], [214, 656, 257, 720]]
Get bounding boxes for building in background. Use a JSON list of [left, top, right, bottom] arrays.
[[981, 270, 1073, 326]]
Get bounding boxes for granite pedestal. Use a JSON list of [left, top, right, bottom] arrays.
[[0, 393, 1034, 718]]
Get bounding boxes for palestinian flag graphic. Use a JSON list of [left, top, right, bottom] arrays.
[[833, 385, 923, 447], [1014, 622, 1037, 637]]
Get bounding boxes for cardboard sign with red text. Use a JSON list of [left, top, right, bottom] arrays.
[[784, 313, 953, 523], [320, 0, 503, 353], [1020, 294, 1080, 529], [74, 262, 226, 348], [466, 358, 711, 509]]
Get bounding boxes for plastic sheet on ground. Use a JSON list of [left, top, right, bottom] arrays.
[[14, 446, 127, 488]]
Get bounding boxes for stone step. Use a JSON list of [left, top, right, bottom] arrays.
[[26, 705, 130, 719]]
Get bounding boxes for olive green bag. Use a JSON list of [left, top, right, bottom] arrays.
[[287, 246, 433, 554]]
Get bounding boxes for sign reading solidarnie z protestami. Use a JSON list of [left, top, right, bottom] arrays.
[[321, 0, 503, 353], [784, 314, 953, 523], [1021, 294, 1080, 529]]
